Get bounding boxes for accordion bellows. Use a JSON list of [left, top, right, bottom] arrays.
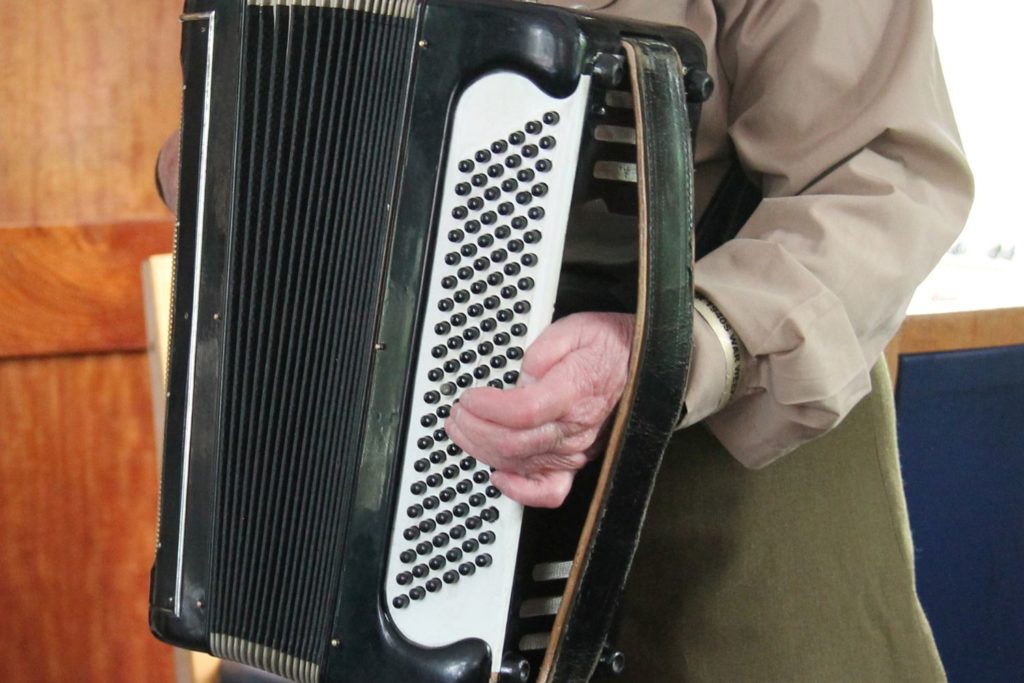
[[152, 1, 707, 681]]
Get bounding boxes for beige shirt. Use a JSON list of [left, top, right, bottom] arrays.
[[566, 0, 974, 466]]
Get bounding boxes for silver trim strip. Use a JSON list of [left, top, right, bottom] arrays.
[[211, 633, 320, 683], [531, 560, 573, 582], [594, 124, 637, 145], [518, 632, 552, 652], [175, 9, 216, 616], [593, 161, 638, 183], [604, 89, 634, 109], [247, 0, 416, 18], [519, 596, 563, 619]]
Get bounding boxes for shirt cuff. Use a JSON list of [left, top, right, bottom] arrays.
[[677, 313, 728, 428]]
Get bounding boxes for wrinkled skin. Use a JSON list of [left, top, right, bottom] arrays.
[[445, 312, 634, 508]]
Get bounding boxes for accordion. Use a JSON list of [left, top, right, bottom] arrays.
[[151, 1, 709, 681]]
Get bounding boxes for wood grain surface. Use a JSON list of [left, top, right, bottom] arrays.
[[0, 0, 182, 228], [0, 352, 174, 683], [0, 222, 173, 359]]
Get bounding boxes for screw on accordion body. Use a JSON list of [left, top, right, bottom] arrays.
[[150, 1, 709, 681]]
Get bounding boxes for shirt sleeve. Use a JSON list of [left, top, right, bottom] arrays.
[[679, 0, 973, 466]]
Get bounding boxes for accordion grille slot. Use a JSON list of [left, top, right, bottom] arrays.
[[209, 3, 413, 668]]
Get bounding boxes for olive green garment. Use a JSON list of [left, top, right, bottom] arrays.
[[615, 362, 946, 682]]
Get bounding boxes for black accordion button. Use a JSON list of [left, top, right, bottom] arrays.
[[462, 538, 480, 553], [525, 120, 542, 134], [487, 163, 504, 178], [478, 233, 495, 247], [446, 548, 464, 562], [443, 570, 460, 584], [474, 149, 491, 163], [531, 183, 548, 197], [466, 516, 483, 531], [511, 216, 528, 230], [450, 312, 467, 326], [400, 549, 417, 563], [495, 225, 511, 239], [484, 186, 500, 200], [461, 348, 478, 362], [480, 318, 497, 333], [510, 323, 528, 337], [464, 219, 481, 233], [543, 111, 560, 125], [429, 555, 447, 571], [446, 443, 462, 456], [433, 428, 447, 442], [423, 390, 440, 405], [503, 370, 520, 384], [505, 154, 522, 169], [441, 274, 457, 289], [421, 412, 438, 427], [471, 173, 487, 187], [436, 510, 454, 524], [455, 182, 471, 196], [426, 578, 443, 593], [403, 527, 420, 541], [458, 159, 474, 173], [513, 300, 530, 314], [501, 178, 519, 192], [446, 337, 464, 351], [414, 459, 430, 473], [469, 493, 486, 507], [473, 470, 490, 484], [426, 474, 443, 488], [453, 502, 470, 517], [417, 436, 434, 450], [450, 525, 466, 540], [488, 379, 504, 389], [467, 303, 484, 317], [454, 289, 471, 304], [438, 297, 454, 312], [393, 594, 410, 609], [477, 341, 494, 356], [475, 553, 493, 568], [517, 168, 535, 183], [508, 239, 524, 253], [436, 405, 451, 418], [486, 485, 501, 498], [539, 136, 556, 150], [522, 144, 539, 158], [481, 507, 499, 523], [491, 139, 508, 154], [396, 572, 413, 586], [456, 479, 473, 494], [523, 230, 541, 245], [528, 207, 545, 220], [412, 564, 429, 579], [410, 586, 426, 600], [467, 197, 484, 211], [487, 272, 504, 286], [456, 373, 473, 388], [443, 359, 460, 374], [459, 562, 476, 576], [431, 345, 447, 359], [536, 159, 552, 172], [473, 257, 490, 271], [473, 365, 490, 380], [480, 211, 497, 225], [440, 487, 456, 502], [515, 191, 532, 205], [443, 465, 459, 479], [470, 280, 487, 295], [410, 481, 427, 495], [434, 320, 451, 335], [429, 450, 446, 465], [432, 535, 449, 550], [497, 201, 515, 216], [460, 242, 477, 256], [521, 253, 538, 267], [497, 309, 513, 323], [494, 331, 511, 346], [483, 296, 500, 310], [479, 530, 496, 544], [417, 541, 433, 556], [460, 456, 477, 470], [423, 495, 440, 510], [452, 206, 468, 219], [491, 248, 508, 263], [500, 286, 517, 300], [419, 518, 437, 533], [509, 131, 525, 145]]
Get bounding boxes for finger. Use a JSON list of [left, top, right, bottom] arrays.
[[490, 469, 576, 508], [456, 368, 578, 430], [519, 315, 582, 382], [445, 403, 565, 472]]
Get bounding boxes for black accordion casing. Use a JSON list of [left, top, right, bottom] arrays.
[[151, 1, 708, 681]]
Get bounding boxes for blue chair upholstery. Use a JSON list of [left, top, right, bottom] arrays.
[[895, 344, 1024, 682]]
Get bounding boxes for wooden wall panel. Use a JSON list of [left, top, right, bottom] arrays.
[[0, 352, 174, 683], [0, 222, 174, 359], [0, 0, 182, 228]]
